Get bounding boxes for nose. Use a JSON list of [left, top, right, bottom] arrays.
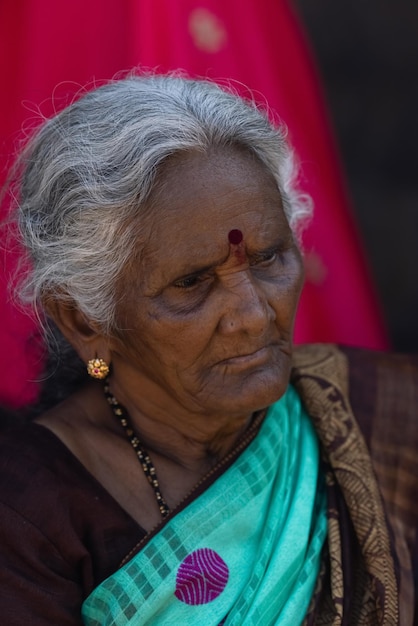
[[217, 270, 275, 337]]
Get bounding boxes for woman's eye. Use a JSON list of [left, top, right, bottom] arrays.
[[252, 250, 278, 266], [173, 274, 201, 289]]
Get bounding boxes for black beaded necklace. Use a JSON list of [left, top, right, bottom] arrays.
[[103, 380, 170, 519]]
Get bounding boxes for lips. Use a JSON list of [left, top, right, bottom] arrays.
[[217, 345, 273, 367]]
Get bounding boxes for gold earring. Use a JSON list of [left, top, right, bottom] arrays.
[[87, 358, 110, 380]]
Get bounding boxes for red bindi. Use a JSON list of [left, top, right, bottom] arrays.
[[227, 229, 246, 264], [228, 229, 243, 245]]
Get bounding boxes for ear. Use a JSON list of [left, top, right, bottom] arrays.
[[43, 297, 111, 366]]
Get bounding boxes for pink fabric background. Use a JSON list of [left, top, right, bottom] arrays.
[[0, 0, 388, 407]]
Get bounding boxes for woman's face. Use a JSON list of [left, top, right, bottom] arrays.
[[110, 148, 304, 418]]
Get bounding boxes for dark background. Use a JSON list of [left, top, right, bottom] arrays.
[[295, 1, 418, 351]]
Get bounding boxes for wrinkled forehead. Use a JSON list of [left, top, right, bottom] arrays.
[[149, 145, 277, 204], [145, 147, 283, 233], [119, 147, 290, 289]]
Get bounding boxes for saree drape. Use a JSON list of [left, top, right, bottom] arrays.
[[82, 386, 328, 625]]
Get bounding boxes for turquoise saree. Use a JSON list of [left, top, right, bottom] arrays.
[[82, 385, 327, 625]]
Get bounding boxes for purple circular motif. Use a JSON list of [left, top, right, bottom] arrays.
[[174, 548, 229, 605]]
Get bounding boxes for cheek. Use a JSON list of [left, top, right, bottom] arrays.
[[138, 306, 213, 362], [111, 295, 216, 380]]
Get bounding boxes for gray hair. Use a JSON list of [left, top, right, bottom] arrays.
[[13, 72, 311, 334]]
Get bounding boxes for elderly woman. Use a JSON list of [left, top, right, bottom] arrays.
[[0, 73, 417, 625]]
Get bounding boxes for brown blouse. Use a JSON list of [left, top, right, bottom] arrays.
[[0, 422, 147, 624]]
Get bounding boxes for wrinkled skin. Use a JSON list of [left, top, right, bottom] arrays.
[[107, 147, 304, 431]]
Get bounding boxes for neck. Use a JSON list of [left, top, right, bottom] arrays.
[[105, 376, 256, 473]]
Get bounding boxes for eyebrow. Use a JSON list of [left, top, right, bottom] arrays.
[[172, 259, 223, 282], [171, 236, 288, 283]]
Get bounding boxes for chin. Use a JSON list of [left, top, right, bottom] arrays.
[[215, 366, 291, 416]]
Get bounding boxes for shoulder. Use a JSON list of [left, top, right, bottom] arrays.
[[0, 418, 139, 542], [339, 345, 418, 448], [0, 423, 90, 622], [0, 422, 96, 544], [291, 343, 418, 507], [339, 346, 418, 547], [0, 418, 144, 604], [292, 345, 418, 616], [292, 343, 418, 451], [0, 421, 76, 488], [293, 343, 418, 448], [292, 344, 418, 597]]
